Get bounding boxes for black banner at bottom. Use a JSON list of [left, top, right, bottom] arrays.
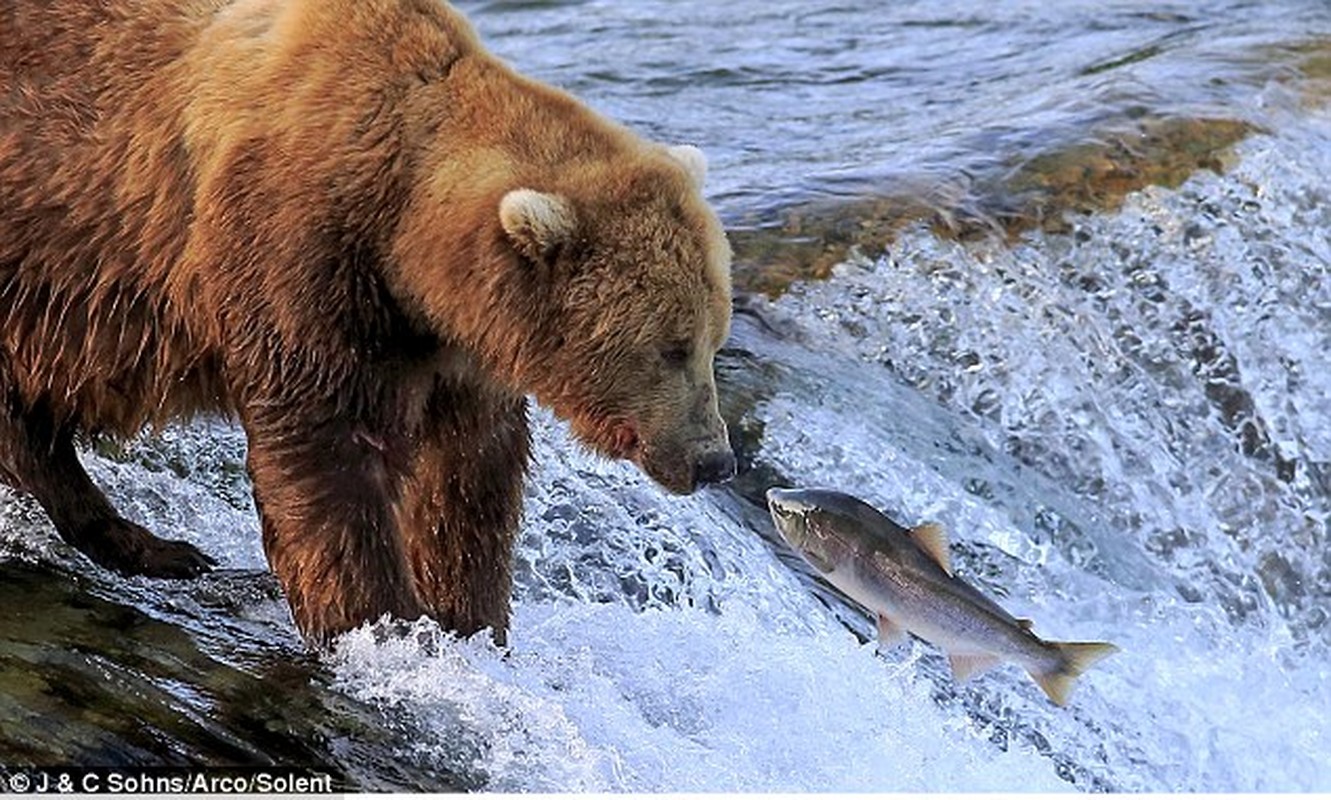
[[0, 767, 339, 795]]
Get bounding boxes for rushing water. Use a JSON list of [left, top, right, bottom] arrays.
[[3, 0, 1330, 792]]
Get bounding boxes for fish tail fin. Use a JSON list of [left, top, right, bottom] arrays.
[[1030, 641, 1119, 707]]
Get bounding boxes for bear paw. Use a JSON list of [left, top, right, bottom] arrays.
[[74, 518, 217, 579]]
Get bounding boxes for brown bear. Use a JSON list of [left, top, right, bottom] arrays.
[[0, 0, 735, 645]]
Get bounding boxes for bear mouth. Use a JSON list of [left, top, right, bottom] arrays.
[[570, 410, 642, 461], [608, 421, 640, 459]]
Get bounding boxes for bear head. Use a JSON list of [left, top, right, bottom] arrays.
[[496, 145, 736, 495]]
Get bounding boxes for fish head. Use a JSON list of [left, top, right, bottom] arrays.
[[768, 486, 909, 571], [766, 487, 819, 550], [766, 486, 871, 573]]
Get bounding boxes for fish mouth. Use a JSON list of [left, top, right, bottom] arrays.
[[766, 487, 813, 538]]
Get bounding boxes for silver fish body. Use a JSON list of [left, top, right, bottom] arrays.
[[767, 487, 1117, 705]]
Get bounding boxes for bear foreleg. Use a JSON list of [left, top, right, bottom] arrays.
[[242, 402, 432, 646], [396, 390, 530, 647]]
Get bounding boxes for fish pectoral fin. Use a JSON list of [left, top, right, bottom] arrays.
[[804, 550, 835, 574], [909, 522, 952, 576], [875, 613, 907, 647], [947, 651, 1002, 682]]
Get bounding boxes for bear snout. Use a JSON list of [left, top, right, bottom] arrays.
[[637, 433, 736, 495], [693, 448, 737, 487]]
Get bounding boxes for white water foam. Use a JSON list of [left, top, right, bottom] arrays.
[[742, 109, 1331, 791], [332, 603, 1069, 793]]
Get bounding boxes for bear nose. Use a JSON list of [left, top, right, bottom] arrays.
[[694, 449, 737, 487]]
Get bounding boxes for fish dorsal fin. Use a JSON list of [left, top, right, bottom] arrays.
[[948, 652, 1002, 682], [910, 522, 952, 576]]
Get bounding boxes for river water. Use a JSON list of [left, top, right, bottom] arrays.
[[2, 0, 1329, 792]]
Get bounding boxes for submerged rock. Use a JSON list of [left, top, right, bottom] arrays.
[[0, 562, 458, 791], [729, 114, 1254, 297]]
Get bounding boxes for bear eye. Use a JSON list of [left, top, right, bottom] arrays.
[[660, 343, 691, 368]]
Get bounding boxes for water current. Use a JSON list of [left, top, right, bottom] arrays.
[[2, 0, 1329, 792]]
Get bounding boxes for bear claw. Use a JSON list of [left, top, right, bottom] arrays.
[[134, 538, 218, 579], [75, 518, 217, 579]]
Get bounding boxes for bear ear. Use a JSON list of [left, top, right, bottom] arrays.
[[499, 188, 576, 262], [666, 144, 708, 189]]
